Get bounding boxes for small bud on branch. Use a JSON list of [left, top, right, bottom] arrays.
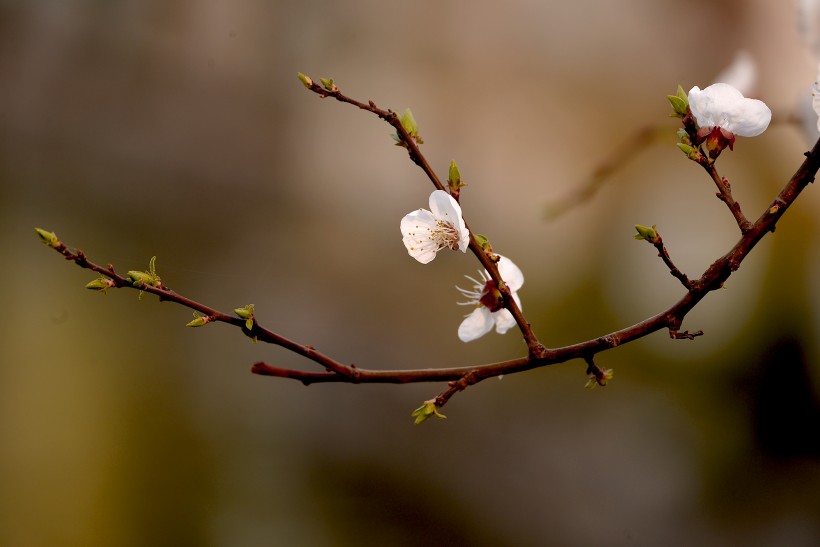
[[411, 400, 447, 425]]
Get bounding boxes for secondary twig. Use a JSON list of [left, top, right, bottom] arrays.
[[704, 166, 753, 233], [651, 229, 693, 290]]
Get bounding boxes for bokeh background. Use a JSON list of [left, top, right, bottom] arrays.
[[3, 0, 820, 545]]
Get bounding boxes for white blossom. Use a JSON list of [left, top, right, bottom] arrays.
[[400, 190, 469, 264], [688, 83, 771, 137], [456, 256, 524, 342]]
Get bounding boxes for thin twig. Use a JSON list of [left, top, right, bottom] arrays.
[[703, 165, 753, 233], [651, 229, 693, 290]]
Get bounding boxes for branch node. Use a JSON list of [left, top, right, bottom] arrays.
[[528, 342, 549, 359], [583, 356, 613, 388], [597, 335, 619, 349]]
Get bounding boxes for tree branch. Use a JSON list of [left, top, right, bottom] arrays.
[[37, 80, 820, 415]]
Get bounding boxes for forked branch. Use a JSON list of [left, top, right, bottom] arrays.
[[37, 78, 820, 418]]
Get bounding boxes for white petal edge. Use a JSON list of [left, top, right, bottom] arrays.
[[400, 209, 439, 264], [726, 98, 771, 137], [497, 256, 524, 292], [458, 307, 495, 342], [428, 189, 460, 219]]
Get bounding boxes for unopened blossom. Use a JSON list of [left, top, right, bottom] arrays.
[[688, 83, 771, 138], [401, 190, 469, 264], [456, 255, 524, 342]]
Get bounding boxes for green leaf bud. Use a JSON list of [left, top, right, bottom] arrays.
[[234, 304, 255, 319], [297, 72, 313, 88], [127, 270, 156, 286], [585, 367, 614, 389], [410, 400, 446, 425], [667, 96, 687, 117], [400, 108, 417, 135], [447, 159, 464, 190], [473, 233, 491, 251], [234, 304, 255, 330], [186, 312, 210, 327], [633, 224, 658, 243], [127, 256, 161, 300], [35, 228, 60, 248], [667, 85, 689, 117], [676, 142, 702, 161], [396, 108, 423, 144], [85, 277, 115, 292], [319, 77, 337, 92]]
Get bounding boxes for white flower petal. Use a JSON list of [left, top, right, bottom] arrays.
[[688, 83, 771, 137], [496, 256, 524, 292], [458, 307, 495, 342], [457, 222, 469, 251], [400, 209, 439, 264], [428, 189, 459, 219], [493, 309, 517, 334], [724, 98, 771, 136], [688, 83, 741, 128]]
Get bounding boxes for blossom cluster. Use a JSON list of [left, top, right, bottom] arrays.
[[399, 189, 524, 342]]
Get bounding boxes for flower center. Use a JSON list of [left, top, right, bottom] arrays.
[[457, 274, 504, 312], [478, 280, 504, 312], [431, 219, 460, 250]]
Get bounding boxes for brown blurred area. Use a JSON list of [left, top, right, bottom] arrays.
[[2, 1, 820, 545]]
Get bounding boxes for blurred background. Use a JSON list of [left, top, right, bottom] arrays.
[[2, 0, 820, 545]]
